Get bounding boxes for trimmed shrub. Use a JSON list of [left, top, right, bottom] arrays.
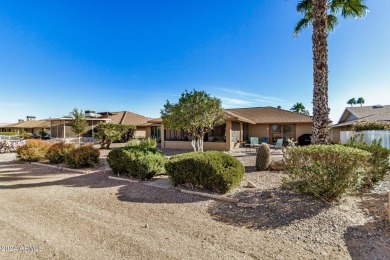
[[165, 151, 244, 193], [46, 142, 75, 164], [352, 121, 390, 131], [16, 139, 50, 162], [345, 137, 390, 185], [65, 144, 100, 168], [139, 138, 157, 149], [126, 139, 141, 147], [107, 146, 166, 180], [0, 132, 18, 136], [285, 145, 370, 200]]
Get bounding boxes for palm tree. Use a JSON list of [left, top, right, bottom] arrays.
[[294, 0, 368, 144], [347, 98, 357, 107], [290, 102, 310, 115], [357, 97, 365, 107]]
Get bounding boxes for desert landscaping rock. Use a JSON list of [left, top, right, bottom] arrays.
[[1, 148, 389, 259]]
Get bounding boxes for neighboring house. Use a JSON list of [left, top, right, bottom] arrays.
[[48, 117, 110, 139], [147, 106, 313, 151], [2, 117, 50, 137], [97, 111, 150, 138], [0, 123, 12, 132], [331, 105, 390, 143]]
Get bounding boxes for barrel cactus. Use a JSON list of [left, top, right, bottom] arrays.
[[256, 143, 271, 171]]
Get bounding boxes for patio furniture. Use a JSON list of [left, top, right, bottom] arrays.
[[270, 139, 283, 153], [244, 137, 260, 152], [260, 137, 269, 143]]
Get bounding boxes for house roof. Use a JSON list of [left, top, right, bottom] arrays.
[[0, 123, 12, 128], [5, 120, 50, 129], [225, 107, 313, 124], [333, 105, 390, 128], [98, 111, 150, 126]]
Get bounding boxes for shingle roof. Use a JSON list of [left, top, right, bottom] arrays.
[[99, 111, 149, 126], [5, 120, 50, 128], [338, 105, 390, 124], [225, 107, 313, 124]]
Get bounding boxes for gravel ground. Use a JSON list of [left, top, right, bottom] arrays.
[[1, 148, 389, 259]]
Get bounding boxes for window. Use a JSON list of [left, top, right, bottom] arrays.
[[271, 124, 294, 143]]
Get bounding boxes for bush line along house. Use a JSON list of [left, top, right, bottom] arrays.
[[148, 107, 313, 151]]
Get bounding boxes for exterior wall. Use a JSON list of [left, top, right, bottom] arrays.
[[133, 127, 146, 139], [295, 123, 312, 139], [330, 126, 352, 144], [247, 124, 269, 142], [145, 126, 152, 138], [164, 141, 227, 151]]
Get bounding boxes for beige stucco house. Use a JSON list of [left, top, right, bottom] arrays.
[[331, 105, 390, 143], [144, 106, 313, 151], [2, 116, 50, 137], [97, 111, 150, 138]]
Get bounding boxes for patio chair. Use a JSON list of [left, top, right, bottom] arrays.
[[244, 137, 260, 152], [260, 137, 269, 144], [270, 139, 284, 152]]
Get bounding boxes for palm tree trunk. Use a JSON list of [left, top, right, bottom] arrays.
[[311, 0, 330, 145]]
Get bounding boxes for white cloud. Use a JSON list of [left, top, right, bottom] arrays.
[[215, 87, 284, 102], [218, 97, 254, 106]]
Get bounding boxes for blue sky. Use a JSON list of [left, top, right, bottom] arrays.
[[0, 1, 389, 123]]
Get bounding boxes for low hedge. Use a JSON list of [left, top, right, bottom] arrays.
[[285, 145, 370, 200], [64, 144, 100, 168], [107, 146, 166, 180], [345, 137, 390, 185], [165, 151, 244, 194], [16, 139, 50, 162], [46, 142, 75, 164]]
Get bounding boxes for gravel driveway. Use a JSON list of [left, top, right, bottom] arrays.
[[1, 150, 389, 259]]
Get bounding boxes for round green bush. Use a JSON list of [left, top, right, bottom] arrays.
[[107, 147, 166, 180], [46, 142, 75, 164], [285, 145, 370, 200], [65, 144, 100, 168], [165, 151, 244, 194]]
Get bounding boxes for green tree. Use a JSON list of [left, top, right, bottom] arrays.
[[294, 0, 368, 144], [69, 107, 88, 145], [95, 122, 122, 149], [347, 98, 357, 107], [161, 90, 225, 152], [357, 97, 365, 107], [290, 102, 310, 115]]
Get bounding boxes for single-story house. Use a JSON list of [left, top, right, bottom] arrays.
[[97, 111, 150, 138], [145, 106, 313, 151], [331, 105, 390, 143], [2, 117, 50, 137]]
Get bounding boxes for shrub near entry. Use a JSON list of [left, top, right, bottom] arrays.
[[107, 146, 166, 180], [46, 142, 75, 164], [165, 151, 244, 194], [64, 144, 100, 168], [285, 145, 370, 200]]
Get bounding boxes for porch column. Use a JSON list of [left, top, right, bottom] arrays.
[[161, 124, 165, 149], [63, 120, 66, 140], [240, 122, 243, 143], [225, 120, 232, 151]]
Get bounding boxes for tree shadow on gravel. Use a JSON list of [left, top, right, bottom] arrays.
[[344, 192, 390, 260], [116, 184, 208, 204], [0, 161, 207, 204], [207, 188, 330, 230]]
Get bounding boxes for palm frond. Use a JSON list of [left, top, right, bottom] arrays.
[[342, 0, 368, 18], [327, 14, 339, 32], [294, 18, 311, 38], [297, 0, 312, 14]]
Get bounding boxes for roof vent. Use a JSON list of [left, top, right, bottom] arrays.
[[373, 104, 384, 109]]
